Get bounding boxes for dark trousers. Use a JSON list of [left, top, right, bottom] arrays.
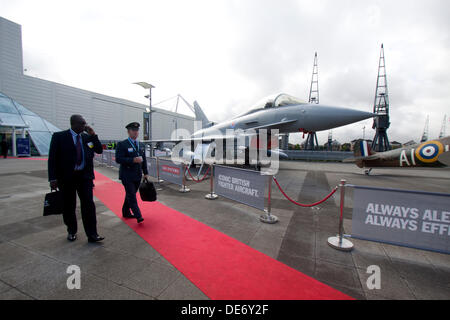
[[60, 171, 98, 238], [122, 180, 142, 219]]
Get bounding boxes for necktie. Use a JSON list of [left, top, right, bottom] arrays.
[[76, 134, 82, 166], [134, 141, 139, 152]]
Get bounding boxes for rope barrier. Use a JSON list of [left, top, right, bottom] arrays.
[[186, 165, 211, 183], [273, 176, 339, 208]]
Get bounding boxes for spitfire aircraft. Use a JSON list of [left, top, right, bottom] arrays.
[[347, 137, 450, 175], [147, 93, 375, 165]]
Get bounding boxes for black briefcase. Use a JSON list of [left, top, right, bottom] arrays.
[[139, 178, 157, 202], [43, 190, 64, 216]]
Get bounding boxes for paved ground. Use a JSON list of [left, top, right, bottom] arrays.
[[0, 158, 449, 300]]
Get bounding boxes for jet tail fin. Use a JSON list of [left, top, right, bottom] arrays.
[[353, 140, 375, 158], [193, 101, 211, 128]]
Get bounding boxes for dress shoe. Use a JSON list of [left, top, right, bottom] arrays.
[[88, 235, 105, 243], [67, 234, 77, 242], [137, 217, 144, 224]]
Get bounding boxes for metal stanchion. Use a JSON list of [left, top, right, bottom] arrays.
[[205, 164, 218, 200], [179, 163, 191, 193], [107, 151, 113, 168], [260, 176, 278, 224], [155, 157, 163, 191], [327, 179, 354, 251]]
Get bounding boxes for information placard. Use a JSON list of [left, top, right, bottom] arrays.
[[158, 158, 183, 186], [214, 165, 267, 211], [16, 137, 30, 157]]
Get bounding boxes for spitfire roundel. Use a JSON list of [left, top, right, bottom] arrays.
[[415, 140, 444, 163]]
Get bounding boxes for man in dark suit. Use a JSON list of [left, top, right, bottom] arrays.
[[115, 122, 148, 223], [48, 114, 105, 243]]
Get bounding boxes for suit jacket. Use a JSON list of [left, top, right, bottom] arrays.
[[116, 139, 148, 182], [48, 130, 103, 182]]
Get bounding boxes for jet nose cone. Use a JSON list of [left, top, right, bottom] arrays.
[[337, 108, 375, 122], [305, 105, 375, 131]]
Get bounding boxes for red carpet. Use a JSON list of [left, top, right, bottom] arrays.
[[93, 171, 352, 300], [5, 157, 47, 160]]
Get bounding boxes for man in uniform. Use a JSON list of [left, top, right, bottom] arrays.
[[48, 114, 105, 243], [115, 122, 149, 223]]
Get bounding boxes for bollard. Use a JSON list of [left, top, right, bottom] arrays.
[[179, 163, 191, 193], [327, 179, 354, 251], [205, 164, 218, 200], [260, 176, 279, 224]]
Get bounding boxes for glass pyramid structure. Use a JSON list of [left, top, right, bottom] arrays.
[[0, 92, 60, 155]]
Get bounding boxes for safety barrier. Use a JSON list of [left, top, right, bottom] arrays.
[[348, 183, 450, 254], [143, 157, 191, 193], [276, 179, 450, 254], [95, 150, 119, 169], [273, 177, 339, 208], [186, 165, 211, 183], [95, 153, 344, 227], [272, 176, 350, 249]]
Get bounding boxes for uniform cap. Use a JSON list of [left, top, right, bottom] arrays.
[[126, 122, 140, 130]]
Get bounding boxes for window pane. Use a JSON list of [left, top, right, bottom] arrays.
[[22, 115, 48, 131], [0, 96, 19, 114], [29, 131, 52, 155], [14, 101, 38, 116], [0, 112, 27, 127], [43, 119, 61, 133]]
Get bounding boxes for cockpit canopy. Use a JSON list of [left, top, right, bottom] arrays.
[[234, 93, 307, 118]]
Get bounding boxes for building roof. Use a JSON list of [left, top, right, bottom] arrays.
[[0, 92, 60, 155]]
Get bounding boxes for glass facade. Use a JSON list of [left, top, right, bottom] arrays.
[[0, 92, 60, 155]]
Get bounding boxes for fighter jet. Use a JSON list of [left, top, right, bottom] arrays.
[[147, 93, 375, 164], [191, 93, 374, 139], [347, 137, 450, 175]]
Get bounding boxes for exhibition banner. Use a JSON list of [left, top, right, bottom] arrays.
[[352, 186, 450, 254], [158, 158, 183, 186], [214, 165, 267, 211]]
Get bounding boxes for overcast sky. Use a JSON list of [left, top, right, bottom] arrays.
[[1, 0, 449, 144]]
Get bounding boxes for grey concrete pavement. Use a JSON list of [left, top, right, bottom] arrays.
[[0, 158, 449, 300]]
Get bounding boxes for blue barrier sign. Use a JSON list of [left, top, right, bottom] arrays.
[[352, 186, 450, 254], [214, 165, 267, 211], [17, 137, 30, 157]]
